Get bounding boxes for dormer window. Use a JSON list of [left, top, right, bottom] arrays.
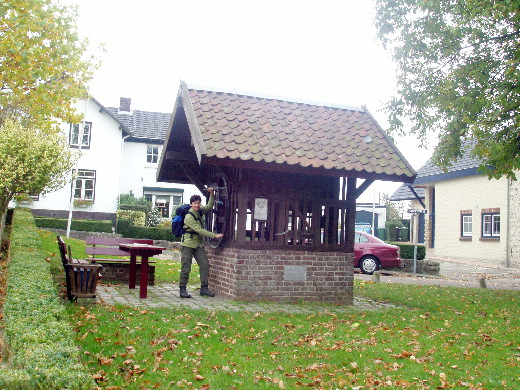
[[69, 122, 91, 148]]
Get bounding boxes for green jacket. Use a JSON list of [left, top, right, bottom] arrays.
[[180, 193, 215, 248]]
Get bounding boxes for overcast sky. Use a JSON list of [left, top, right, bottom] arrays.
[[74, 0, 435, 202]]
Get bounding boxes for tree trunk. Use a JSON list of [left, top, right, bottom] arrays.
[[0, 211, 6, 244]]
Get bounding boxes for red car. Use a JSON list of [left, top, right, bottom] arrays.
[[354, 231, 401, 274]]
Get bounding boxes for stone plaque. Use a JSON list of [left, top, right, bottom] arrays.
[[253, 198, 268, 220], [284, 265, 307, 282]]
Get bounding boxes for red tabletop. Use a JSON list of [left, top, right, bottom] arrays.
[[118, 243, 165, 298]]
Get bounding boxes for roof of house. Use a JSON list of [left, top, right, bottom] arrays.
[[105, 107, 170, 141], [413, 139, 483, 185], [158, 81, 416, 183], [90, 97, 170, 141], [390, 184, 426, 201]]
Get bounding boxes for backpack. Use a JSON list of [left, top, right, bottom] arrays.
[[171, 204, 202, 237]]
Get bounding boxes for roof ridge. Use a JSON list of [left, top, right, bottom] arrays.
[[183, 81, 365, 112]]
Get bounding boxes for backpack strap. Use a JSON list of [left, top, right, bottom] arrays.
[[184, 211, 203, 235]]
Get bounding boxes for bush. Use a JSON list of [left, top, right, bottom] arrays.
[[146, 206, 161, 227], [122, 224, 178, 241], [34, 217, 113, 233], [0, 209, 93, 389], [119, 204, 150, 214], [116, 209, 146, 226], [117, 191, 151, 207], [392, 243, 426, 260]]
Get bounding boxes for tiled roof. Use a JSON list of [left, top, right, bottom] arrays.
[[105, 107, 171, 140], [390, 184, 426, 201], [414, 139, 482, 185], [170, 82, 415, 182]]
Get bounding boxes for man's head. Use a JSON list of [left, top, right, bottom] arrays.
[[190, 194, 202, 211]]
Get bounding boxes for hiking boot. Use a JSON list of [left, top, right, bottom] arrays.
[[179, 287, 192, 299], [200, 285, 215, 297]]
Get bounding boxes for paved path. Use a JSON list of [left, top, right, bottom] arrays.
[[96, 257, 520, 312], [355, 257, 520, 290], [96, 284, 398, 312]]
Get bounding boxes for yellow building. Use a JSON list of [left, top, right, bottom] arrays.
[[394, 140, 518, 268]]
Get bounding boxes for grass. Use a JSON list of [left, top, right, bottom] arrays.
[[67, 283, 520, 389], [37, 229, 201, 287], [38, 230, 520, 389]]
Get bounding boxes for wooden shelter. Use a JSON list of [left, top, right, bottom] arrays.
[[158, 81, 415, 303]]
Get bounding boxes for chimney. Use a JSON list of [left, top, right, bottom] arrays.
[[119, 97, 131, 113]]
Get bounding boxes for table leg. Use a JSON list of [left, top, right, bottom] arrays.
[[129, 254, 137, 289], [139, 255, 149, 299]]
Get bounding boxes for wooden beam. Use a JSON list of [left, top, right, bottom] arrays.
[[165, 151, 198, 163], [181, 165, 206, 193], [345, 177, 357, 252], [354, 179, 375, 199]]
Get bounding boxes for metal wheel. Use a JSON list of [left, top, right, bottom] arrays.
[[359, 255, 380, 275], [207, 171, 231, 249]]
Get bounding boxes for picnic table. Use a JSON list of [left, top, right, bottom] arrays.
[[118, 243, 166, 298]]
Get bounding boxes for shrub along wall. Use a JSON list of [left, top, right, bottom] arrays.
[[0, 208, 93, 389], [34, 216, 113, 233], [392, 243, 426, 260], [116, 218, 179, 242]]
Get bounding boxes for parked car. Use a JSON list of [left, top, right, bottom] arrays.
[[354, 231, 401, 274], [355, 222, 372, 235]]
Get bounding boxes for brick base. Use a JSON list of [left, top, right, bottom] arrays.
[[207, 247, 353, 304], [97, 262, 155, 285]]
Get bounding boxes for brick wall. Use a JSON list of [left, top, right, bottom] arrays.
[[207, 247, 353, 304], [97, 262, 155, 285]]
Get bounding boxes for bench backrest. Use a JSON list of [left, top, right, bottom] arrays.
[[85, 237, 154, 257], [57, 236, 69, 265]]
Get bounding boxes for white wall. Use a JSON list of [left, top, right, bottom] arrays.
[[120, 141, 201, 204], [29, 99, 123, 214]]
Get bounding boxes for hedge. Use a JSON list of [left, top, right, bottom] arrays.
[[116, 218, 179, 241], [0, 208, 94, 389], [392, 242, 426, 260], [34, 217, 113, 233]]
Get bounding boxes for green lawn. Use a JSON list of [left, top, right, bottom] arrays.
[[38, 230, 520, 389], [37, 229, 201, 289]]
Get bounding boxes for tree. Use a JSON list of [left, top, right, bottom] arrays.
[[0, 0, 100, 130], [0, 119, 75, 238], [375, 0, 520, 179]]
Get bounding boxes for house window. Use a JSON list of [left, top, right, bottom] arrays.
[[69, 122, 92, 148], [460, 212, 472, 237], [73, 170, 96, 200], [155, 196, 169, 218], [171, 195, 182, 208], [147, 145, 159, 163], [482, 209, 500, 238]]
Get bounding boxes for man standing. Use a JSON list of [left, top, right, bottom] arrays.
[[179, 188, 223, 298]]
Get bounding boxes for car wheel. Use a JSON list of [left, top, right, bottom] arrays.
[[360, 256, 380, 274]]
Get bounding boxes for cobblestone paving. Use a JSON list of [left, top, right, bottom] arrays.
[[96, 284, 398, 312]]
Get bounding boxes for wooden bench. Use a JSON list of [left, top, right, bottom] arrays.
[[57, 236, 103, 303], [85, 237, 157, 285]]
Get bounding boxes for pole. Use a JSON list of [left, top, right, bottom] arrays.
[[413, 245, 417, 274], [371, 184, 376, 236]]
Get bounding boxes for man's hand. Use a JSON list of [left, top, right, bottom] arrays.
[[206, 187, 215, 194]]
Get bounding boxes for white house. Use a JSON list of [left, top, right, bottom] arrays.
[[24, 97, 200, 223]]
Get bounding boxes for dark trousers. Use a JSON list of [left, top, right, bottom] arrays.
[[179, 246, 209, 287]]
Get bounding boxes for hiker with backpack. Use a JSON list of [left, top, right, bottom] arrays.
[[177, 188, 223, 298]]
